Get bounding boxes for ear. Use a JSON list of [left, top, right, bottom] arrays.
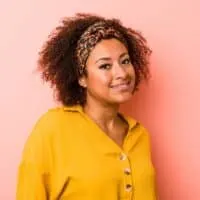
[[78, 76, 87, 88]]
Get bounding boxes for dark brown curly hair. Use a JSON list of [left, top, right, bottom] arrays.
[[37, 13, 151, 106]]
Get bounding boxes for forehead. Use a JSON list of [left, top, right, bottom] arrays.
[[88, 38, 128, 60]]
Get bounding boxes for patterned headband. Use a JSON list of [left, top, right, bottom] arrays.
[[75, 21, 127, 74]]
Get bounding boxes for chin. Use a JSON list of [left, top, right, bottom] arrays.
[[112, 94, 133, 104]]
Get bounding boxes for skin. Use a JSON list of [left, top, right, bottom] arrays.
[[79, 38, 136, 147]]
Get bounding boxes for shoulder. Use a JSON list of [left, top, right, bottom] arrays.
[[124, 114, 151, 140], [37, 106, 70, 122], [20, 106, 79, 162], [23, 106, 79, 147], [122, 113, 148, 133], [132, 121, 152, 149], [34, 106, 79, 130]]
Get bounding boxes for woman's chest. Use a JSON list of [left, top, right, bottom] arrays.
[[50, 139, 154, 200]]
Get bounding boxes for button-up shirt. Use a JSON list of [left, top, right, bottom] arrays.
[[17, 105, 156, 200]]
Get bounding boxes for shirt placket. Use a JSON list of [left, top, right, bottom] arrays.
[[119, 152, 134, 200]]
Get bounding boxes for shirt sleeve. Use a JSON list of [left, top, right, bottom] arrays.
[[16, 111, 54, 200], [16, 162, 48, 200]]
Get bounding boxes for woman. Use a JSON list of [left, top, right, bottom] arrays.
[[17, 13, 156, 199]]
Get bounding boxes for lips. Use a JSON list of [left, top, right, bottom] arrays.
[[111, 81, 129, 87], [110, 81, 132, 91]]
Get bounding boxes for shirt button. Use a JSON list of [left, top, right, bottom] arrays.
[[125, 184, 132, 192], [124, 168, 131, 175], [119, 153, 127, 161]]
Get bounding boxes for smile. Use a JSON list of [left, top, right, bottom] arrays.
[[110, 81, 132, 91]]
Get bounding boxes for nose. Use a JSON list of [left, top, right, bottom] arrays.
[[113, 63, 127, 79]]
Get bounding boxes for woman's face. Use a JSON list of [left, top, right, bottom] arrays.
[[79, 38, 136, 106]]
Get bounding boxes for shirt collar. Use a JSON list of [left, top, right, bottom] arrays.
[[63, 105, 137, 131], [63, 105, 83, 113]]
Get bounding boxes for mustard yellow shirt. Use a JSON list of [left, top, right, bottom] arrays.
[[17, 105, 156, 200]]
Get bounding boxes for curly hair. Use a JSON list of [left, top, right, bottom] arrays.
[[37, 13, 152, 106]]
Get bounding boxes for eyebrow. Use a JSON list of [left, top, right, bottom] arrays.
[[95, 52, 128, 64]]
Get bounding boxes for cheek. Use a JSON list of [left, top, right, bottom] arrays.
[[87, 71, 110, 86]]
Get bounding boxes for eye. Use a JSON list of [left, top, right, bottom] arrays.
[[122, 58, 131, 65], [99, 63, 111, 70]]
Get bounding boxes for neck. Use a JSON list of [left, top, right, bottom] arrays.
[[83, 98, 120, 129]]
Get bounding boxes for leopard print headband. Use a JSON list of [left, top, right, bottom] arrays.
[[75, 21, 127, 74]]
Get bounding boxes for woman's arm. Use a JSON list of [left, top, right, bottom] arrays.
[[16, 111, 54, 200], [16, 162, 48, 199]]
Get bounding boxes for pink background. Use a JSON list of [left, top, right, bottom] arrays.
[[0, 0, 200, 199]]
